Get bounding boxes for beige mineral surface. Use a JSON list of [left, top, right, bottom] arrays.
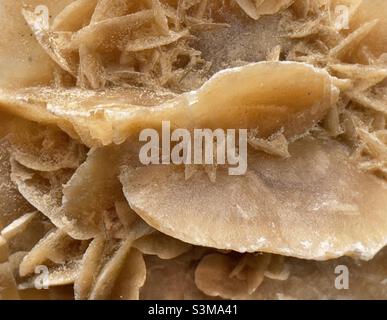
[[0, 0, 386, 300]]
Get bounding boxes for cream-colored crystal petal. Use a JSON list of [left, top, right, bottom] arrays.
[[133, 232, 192, 259], [0, 0, 74, 88], [121, 137, 387, 260], [0, 62, 337, 147]]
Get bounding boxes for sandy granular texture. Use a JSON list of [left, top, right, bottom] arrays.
[[0, 0, 386, 300]]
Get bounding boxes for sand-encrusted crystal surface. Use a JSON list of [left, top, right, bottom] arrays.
[[0, 0, 386, 300]]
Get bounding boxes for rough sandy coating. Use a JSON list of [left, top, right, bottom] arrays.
[[0, 0, 386, 300]]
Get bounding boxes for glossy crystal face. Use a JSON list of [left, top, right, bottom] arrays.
[[0, 0, 386, 300]]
